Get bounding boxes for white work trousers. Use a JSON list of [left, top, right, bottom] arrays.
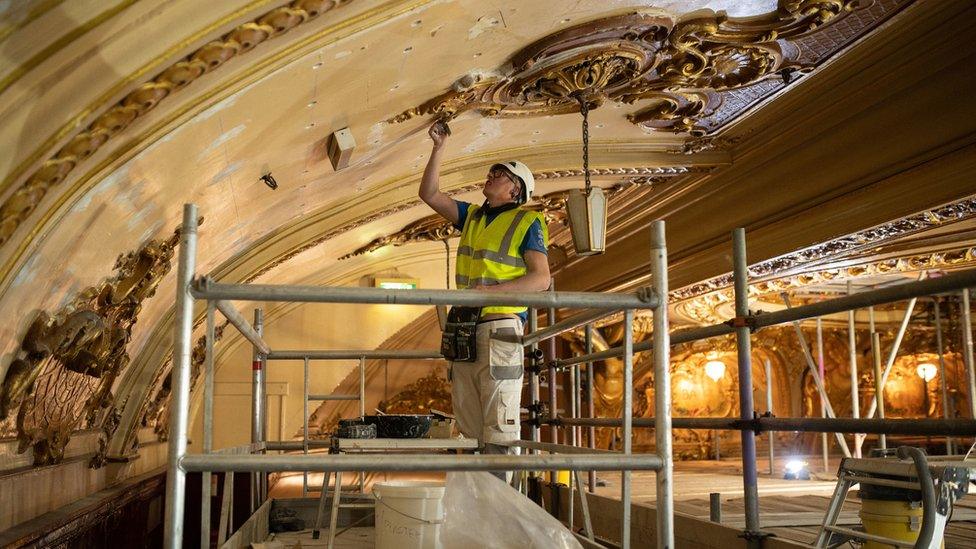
[[450, 318, 524, 457]]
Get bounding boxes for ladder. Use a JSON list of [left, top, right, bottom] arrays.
[[815, 447, 969, 548], [302, 356, 367, 497]]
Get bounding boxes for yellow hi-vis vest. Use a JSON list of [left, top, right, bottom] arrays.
[[455, 204, 548, 316]]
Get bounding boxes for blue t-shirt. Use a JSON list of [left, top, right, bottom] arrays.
[[454, 200, 547, 324]]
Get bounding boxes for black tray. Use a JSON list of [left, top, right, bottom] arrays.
[[362, 414, 433, 438]]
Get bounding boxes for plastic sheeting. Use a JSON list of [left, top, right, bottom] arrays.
[[440, 472, 583, 549]]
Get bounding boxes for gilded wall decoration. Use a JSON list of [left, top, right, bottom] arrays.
[[671, 195, 976, 318], [0, 225, 184, 465], [377, 370, 452, 415], [800, 320, 972, 423], [387, 2, 889, 135], [674, 246, 976, 325], [559, 313, 976, 459], [562, 324, 775, 458], [0, 0, 356, 248], [140, 321, 228, 439]]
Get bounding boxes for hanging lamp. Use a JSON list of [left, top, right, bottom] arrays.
[[566, 94, 607, 255]]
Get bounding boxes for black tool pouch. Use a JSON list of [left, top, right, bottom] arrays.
[[440, 306, 480, 362]]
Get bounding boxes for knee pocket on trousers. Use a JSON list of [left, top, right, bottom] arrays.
[[495, 384, 521, 435]]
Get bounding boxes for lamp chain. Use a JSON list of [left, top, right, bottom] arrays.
[[577, 94, 592, 194]]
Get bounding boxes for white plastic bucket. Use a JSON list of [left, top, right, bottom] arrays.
[[373, 480, 446, 549]]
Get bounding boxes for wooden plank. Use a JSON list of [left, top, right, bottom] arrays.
[[220, 498, 271, 549]]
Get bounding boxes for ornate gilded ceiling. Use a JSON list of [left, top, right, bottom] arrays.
[[672, 195, 976, 325], [2, 0, 975, 474], [387, 1, 876, 134]]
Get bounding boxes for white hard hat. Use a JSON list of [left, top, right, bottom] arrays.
[[492, 160, 535, 204]]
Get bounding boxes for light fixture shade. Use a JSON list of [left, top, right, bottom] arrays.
[[916, 362, 937, 382], [567, 186, 607, 255], [704, 360, 726, 382]]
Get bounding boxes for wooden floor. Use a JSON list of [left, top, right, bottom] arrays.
[[264, 527, 373, 548], [586, 458, 976, 548]]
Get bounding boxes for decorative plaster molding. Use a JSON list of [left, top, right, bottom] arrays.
[[673, 195, 976, 302], [140, 323, 228, 439], [0, 223, 189, 465], [336, 168, 707, 260], [0, 0, 357, 248], [675, 246, 976, 324], [387, 2, 891, 137]]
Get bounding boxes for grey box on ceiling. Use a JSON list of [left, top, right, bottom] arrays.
[[328, 127, 356, 171]]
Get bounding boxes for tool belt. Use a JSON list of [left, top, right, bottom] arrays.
[[440, 306, 480, 362]]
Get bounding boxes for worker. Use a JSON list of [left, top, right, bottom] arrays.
[[420, 121, 550, 477]]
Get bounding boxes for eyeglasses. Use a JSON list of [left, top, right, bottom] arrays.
[[487, 169, 514, 182]]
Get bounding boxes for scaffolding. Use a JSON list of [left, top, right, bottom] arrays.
[[164, 202, 976, 548], [163, 204, 673, 548]]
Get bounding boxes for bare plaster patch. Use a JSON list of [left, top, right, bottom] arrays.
[[209, 160, 243, 186], [367, 122, 387, 147], [138, 220, 165, 243], [199, 124, 246, 160], [9, 253, 40, 289], [195, 93, 240, 123], [467, 13, 502, 40], [71, 164, 131, 213], [462, 117, 502, 154]]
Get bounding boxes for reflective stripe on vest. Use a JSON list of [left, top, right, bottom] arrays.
[[455, 205, 546, 316]]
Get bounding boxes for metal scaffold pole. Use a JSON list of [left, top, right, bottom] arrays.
[[732, 228, 761, 541], [621, 308, 634, 549], [847, 281, 861, 458], [251, 308, 265, 509], [651, 220, 674, 549], [962, 289, 976, 422], [553, 416, 976, 435], [528, 308, 541, 450], [547, 281, 558, 506], [764, 358, 774, 475], [816, 318, 829, 473], [201, 300, 215, 548], [873, 332, 886, 450], [934, 298, 954, 455], [585, 323, 596, 493], [163, 204, 198, 549]]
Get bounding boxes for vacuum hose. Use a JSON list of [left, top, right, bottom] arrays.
[[896, 446, 936, 548]]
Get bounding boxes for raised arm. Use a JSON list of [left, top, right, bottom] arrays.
[[419, 121, 459, 225]]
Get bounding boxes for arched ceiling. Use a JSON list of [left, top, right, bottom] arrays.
[[1, 0, 975, 465]]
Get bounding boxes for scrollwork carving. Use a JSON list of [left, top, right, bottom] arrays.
[[670, 195, 976, 324], [388, 2, 873, 135], [0, 223, 190, 465]]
